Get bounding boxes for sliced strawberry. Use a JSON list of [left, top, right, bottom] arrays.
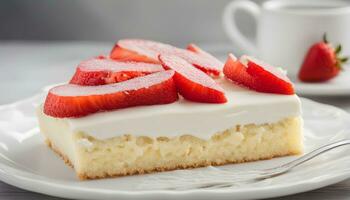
[[223, 54, 294, 95], [44, 70, 178, 118], [175, 48, 222, 76], [69, 58, 164, 86], [110, 39, 222, 76], [186, 43, 223, 67], [110, 43, 160, 64], [96, 55, 108, 59], [244, 56, 294, 95], [159, 54, 226, 103], [223, 53, 254, 87], [187, 43, 207, 54]]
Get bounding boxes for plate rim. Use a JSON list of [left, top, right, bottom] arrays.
[[294, 83, 350, 96], [0, 96, 349, 199]]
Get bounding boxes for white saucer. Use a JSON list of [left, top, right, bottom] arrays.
[[293, 69, 350, 96], [0, 94, 349, 200]]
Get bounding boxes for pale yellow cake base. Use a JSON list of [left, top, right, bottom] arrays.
[[37, 109, 303, 180]]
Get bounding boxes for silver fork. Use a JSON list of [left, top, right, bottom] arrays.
[[167, 139, 350, 190]]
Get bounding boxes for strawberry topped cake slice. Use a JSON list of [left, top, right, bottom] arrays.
[[37, 39, 303, 180]]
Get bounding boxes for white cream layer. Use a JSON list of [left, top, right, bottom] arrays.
[[43, 78, 301, 140]]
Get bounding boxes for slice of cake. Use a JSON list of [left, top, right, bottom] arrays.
[[37, 39, 303, 180]]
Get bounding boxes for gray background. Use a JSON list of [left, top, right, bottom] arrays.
[[0, 0, 255, 45]]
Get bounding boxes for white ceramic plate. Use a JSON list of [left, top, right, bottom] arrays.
[[0, 94, 349, 200]]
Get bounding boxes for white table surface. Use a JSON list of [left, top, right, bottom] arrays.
[[0, 41, 349, 200]]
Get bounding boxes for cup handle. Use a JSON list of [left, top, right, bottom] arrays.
[[223, 0, 261, 55]]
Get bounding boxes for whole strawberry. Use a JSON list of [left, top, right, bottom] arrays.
[[298, 34, 348, 82]]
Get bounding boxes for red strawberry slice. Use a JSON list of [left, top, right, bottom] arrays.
[[110, 43, 160, 64], [70, 58, 164, 85], [173, 49, 222, 76], [96, 55, 108, 59], [110, 39, 222, 76], [187, 43, 208, 55], [244, 56, 294, 95], [223, 54, 294, 95], [186, 43, 223, 67], [159, 54, 226, 103], [44, 70, 178, 118], [223, 53, 254, 87]]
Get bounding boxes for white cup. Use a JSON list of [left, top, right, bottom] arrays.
[[223, 0, 350, 77]]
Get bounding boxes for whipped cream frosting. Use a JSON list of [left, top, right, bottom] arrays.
[[50, 78, 301, 140]]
